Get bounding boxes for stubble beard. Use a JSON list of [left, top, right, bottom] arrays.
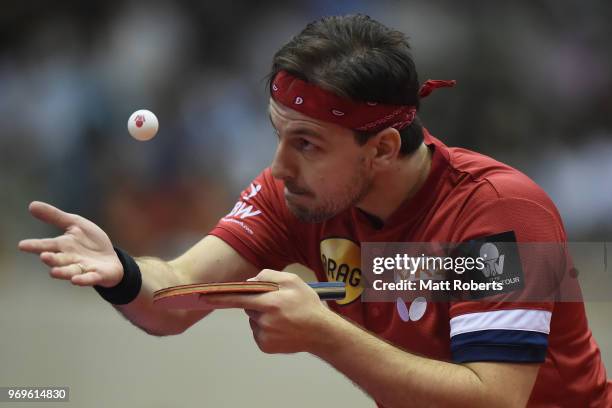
[[286, 161, 372, 223]]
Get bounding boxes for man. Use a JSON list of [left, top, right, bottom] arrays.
[[19, 15, 610, 407]]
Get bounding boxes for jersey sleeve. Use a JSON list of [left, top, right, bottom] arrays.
[[447, 193, 568, 364], [208, 168, 299, 271]]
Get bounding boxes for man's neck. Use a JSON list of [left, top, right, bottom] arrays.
[[356, 142, 432, 224]]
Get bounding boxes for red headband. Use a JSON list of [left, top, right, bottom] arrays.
[[271, 70, 456, 132]]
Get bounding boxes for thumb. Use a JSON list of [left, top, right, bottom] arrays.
[[253, 269, 288, 284], [29, 201, 77, 230]]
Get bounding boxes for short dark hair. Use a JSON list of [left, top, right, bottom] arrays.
[[268, 14, 423, 155]]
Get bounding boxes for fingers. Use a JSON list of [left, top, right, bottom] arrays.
[[19, 232, 83, 256], [245, 309, 262, 320], [248, 316, 259, 333], [28, 201, 77, 230], [246, 310, 263, 338], [48, 263, 102, 286], [71, 271, 103, 287], [253, 269, 296, 284], [40, 252, 78, 267], [49, 264, 87, 281], [18, 238, 61, 254], [199, 293, 275, 312]]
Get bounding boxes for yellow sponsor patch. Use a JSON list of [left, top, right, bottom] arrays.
[[320, 238, 363, 304]]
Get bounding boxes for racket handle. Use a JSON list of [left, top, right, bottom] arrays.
[[307, 282, 346, 300]]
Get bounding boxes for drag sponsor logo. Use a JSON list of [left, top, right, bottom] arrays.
[[320, 238, 363, 305]]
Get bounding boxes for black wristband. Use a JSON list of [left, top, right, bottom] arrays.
[[94, 247, 142, 305]]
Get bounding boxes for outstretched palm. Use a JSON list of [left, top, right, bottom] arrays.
[[18, 201, 124, 288]]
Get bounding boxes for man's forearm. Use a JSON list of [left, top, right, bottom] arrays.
[[114, 257, 209, 336], [309, 312, 501, 408]]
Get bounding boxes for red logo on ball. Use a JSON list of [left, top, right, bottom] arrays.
[[135, 115, 145, 128]]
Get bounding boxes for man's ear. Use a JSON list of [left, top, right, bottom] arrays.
[[366, 128, 402, 170]]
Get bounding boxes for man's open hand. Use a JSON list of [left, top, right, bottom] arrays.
[[18, 201, 124, 288]]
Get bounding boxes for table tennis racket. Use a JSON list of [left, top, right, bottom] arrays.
[[153, 281, 346, 310]]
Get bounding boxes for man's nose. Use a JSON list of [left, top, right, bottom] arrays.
[[270, 142, 296, 181]]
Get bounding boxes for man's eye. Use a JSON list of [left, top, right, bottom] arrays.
[[297, 138, 315, 151]]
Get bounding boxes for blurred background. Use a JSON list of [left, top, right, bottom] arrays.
[[1, 1, 610, 407]]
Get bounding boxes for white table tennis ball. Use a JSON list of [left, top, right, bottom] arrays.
[[127, 109, 159, 141]]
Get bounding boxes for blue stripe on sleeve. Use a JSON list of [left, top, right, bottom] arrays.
[[451, 329, 548, 363]]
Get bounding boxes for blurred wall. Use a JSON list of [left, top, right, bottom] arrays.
[[1, 1, 610, 407]]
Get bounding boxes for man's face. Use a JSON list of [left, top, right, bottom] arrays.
[[268, 99, 373, 223]]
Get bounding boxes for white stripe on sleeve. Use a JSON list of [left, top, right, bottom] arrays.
[[450, 309, 552, 337]]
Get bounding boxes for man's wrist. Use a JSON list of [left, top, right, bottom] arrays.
[[94, 247, 142, 305], [306, 308, 350, 356]]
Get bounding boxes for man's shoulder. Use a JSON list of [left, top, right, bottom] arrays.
[[437, 145, 566, 241], [446, 146, 553, 209]]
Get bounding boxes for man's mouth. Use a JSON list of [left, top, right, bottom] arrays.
[[284, 183, 311, 197]]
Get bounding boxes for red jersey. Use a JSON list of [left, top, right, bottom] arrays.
[[210, 130, 610, 407]]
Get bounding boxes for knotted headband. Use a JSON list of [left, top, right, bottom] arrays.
[[271, 70, 456, 133]]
